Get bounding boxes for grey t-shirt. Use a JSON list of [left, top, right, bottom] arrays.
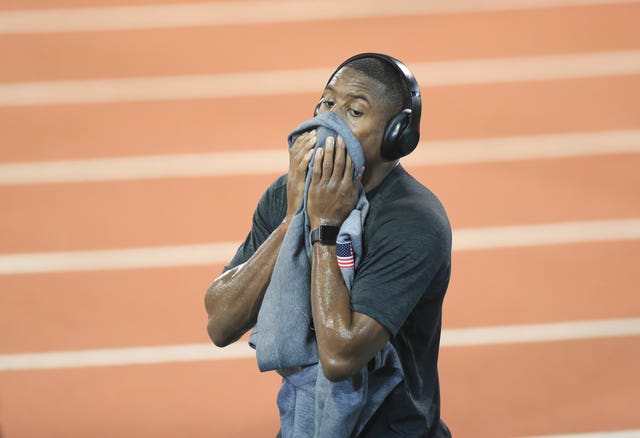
[[225, 164, 452, 437]]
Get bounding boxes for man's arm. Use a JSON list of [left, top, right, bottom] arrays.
[[310, 243, 391, 381], [307, 137, 391, 381], [204, 130, 317, 347], [205, 218, 289, 347]]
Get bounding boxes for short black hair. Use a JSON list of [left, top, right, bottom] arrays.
[[342, 57, 410, 114]]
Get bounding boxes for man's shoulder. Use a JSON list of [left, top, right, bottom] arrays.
[[253, 173, 288, 228], [367, 166, 451, 237], [258, 174, 288, 207], [267, 173, 288, 195]]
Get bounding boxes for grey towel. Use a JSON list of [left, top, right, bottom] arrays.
[[249, 111, 368, 370], [250, 112, 403, 438]]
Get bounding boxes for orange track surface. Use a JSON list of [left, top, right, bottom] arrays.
[[1, 2, 639, 437], [3, 154, 640, 252], [2, 4, 640, 82], [2, 76, 640, 162], [2, 242, 640, 354]]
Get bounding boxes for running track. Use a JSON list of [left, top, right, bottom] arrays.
[[1, 1, 639, 437]]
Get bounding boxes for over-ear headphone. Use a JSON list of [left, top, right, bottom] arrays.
[[315, 53, 422, 161]]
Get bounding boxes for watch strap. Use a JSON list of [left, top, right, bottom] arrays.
[[310, 225, 340, 245]]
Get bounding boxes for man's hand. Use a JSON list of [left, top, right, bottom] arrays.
[[307, 136, 362, 229], [286, 130, 317, 219]]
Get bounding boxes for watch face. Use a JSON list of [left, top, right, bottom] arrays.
[[311, 225, 340, 245], [320, 225, 340, 243]]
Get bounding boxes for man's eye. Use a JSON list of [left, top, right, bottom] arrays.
[[349, 108, 363, 117], [324, 100, 335, 108]]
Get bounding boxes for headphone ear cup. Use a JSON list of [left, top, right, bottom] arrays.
[[381, 109, 412, 161]]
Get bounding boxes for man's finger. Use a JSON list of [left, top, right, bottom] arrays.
[[333, 136, 347, 182], [311, 147, 324, 183], [298, 148, 315, 172], [342, 153, 355, 184], [321, 136, 335, 183], [293, 131, 316, 160], [291, 131, 310, 154], [295, 137, 316, 168], [291, 131, 309, 149]]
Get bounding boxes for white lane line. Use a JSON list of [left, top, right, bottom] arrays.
[[0, 343, 255, 371], [1, 51, 639, 106], [407, 130, 640, 166], [0, 0, 637, 34], [1, 318, 639, 371], [0, 149, 288, 185], [442, 318, 640, 346], [452, 219, 640, 251], [0, 242, 241, 275], [519, 430, 640, 438], [0, 219, 638, 275], [1, 130, 639, 185]]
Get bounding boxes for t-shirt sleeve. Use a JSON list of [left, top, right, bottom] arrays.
[[349, 211, 451, 337], [223, 175, 288, 272]]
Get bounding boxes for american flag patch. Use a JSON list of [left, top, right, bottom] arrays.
[[336, 241, 355, 270]]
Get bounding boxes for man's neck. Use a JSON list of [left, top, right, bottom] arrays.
[[362, 160, 399, 192]]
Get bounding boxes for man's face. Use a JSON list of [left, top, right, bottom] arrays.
[[316, 67, 394, 168]]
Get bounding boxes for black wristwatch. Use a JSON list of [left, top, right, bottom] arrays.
[[310, 225, 340, 245]]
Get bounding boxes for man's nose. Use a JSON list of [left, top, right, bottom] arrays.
[[327, 104, 347, 120], [315, 102, 347, 124]]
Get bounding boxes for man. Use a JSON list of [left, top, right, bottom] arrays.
[[205, 53, 452, 437]]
